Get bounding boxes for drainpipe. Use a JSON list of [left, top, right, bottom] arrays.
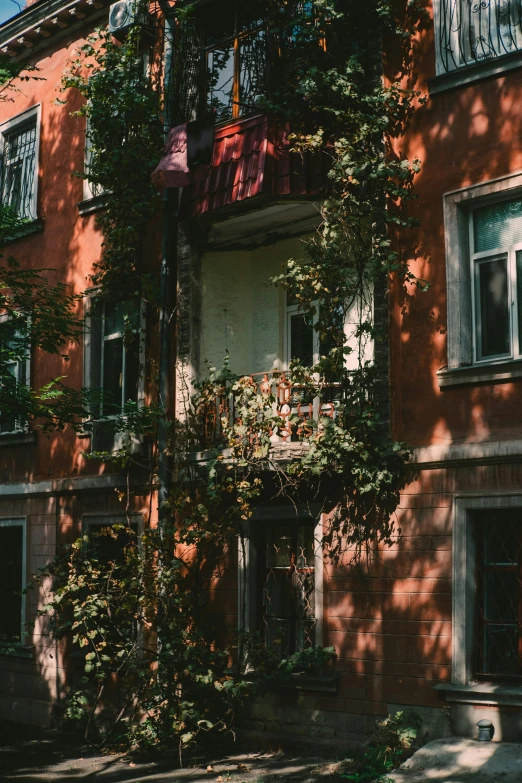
[[157, 9, 177, 530]]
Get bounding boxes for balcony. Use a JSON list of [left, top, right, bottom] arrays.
[[436, 0, 522, 73], [191, 369, 342, 458], [180, 114, 327, 246]]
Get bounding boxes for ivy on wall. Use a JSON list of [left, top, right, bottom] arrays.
[[33, 0, 429, 754]]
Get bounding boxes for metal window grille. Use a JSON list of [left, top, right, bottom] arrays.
[[476, 512, 522, 679], [438, 0, 522, 73], [261, 523, 316, 656], [1, 119, 37, 219]]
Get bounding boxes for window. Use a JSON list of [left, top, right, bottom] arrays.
[[261, 522, 316, 655], [204, 0, 267, 122], [0, 316, 30, 435], [435, 0, 522, 74], [285, 293, 319, 368], [86, 298, 142, 418], [84, 297, 144, 452], [83, 515, 140, 564], [83, 115, 103, 202], [0, 519, 26, 644], [475, 511, 522, 679], [471, 197, 522, 363], [0, 106, 40, 220]]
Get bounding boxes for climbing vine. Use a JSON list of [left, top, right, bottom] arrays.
[[35, 0, 429, 754]]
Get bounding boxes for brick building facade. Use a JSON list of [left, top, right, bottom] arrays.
[[1, 0, 522, 747]]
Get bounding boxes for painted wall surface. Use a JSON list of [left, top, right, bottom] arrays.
[[199, 236, 309, 377], [389, 4, 522, 449]]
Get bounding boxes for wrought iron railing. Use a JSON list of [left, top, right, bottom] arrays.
[[437, 0, 522, 73]]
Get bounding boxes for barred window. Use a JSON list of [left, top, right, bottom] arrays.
[[476, 511, 522, 679], [262, 522, 316, 655], [436, 0, 522, 74], [0, 117, 37, 220]]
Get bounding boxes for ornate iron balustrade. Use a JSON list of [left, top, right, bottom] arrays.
[[196, 370, 342, 450], [437, 0, 522, 73]]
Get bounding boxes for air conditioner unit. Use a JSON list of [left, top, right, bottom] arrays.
[[108, 0, 142, 39]]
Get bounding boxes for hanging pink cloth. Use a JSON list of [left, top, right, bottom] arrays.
[[151, 124, 192, 188]]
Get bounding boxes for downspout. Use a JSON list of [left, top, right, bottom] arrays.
[[158, 9, 178, 529]]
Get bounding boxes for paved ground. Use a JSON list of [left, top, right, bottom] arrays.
[[390, 737, 522, 783], [0, 722, 342, 783], [3, 724, 522, 783]]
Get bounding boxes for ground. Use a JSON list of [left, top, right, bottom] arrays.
[[3, 724, 522, 782]]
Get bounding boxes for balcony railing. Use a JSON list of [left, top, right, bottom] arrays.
[[437, 0, 522, 73], [193, 370, 342, 451]]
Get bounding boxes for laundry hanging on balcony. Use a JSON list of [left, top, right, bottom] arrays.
[[151, 114, 215, 189], [151, 124, 191, 188]]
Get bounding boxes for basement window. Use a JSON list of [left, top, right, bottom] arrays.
[[0, 519, 26, 644]]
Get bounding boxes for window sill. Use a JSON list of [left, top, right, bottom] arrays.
[[428, 50, 522, 95], [282, 673, 340, 693], [77, 194, 106, 216], [435, 682, 522, 707], [0, 218, 44, 247], [0, 430, 36, 446], [437, 360, 522, 388]]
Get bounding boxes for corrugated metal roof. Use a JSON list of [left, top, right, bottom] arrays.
[[181, 114, 326, 219]]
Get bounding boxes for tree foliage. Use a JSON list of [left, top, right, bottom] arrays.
[[35, 0, 428, 755]]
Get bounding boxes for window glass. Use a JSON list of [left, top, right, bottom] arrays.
[[290, 312, 314, 366], [474, 198, 522, 253], [477, 257, 510, 359], [207, 46, 235, 122], [0, 524, 23, 642], [1, 119, 37, 220], [204, 0, 267, 121], [0, 318, 28, 433], [99, 300, 140, 416], [476, 512, 522, 678], [262, 523, 315, 656]]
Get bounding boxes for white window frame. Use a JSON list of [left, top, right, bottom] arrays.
[[0, 312, 31, 436], [0, 104, 41, 221], [284, 300, 319, 370], [83, 294, 146, 452], [452, 494, 522, 686], [0, 517, 27, 645], [442, 172, 522, 372], [83, 113, 103, 202]]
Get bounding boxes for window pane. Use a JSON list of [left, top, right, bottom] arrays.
[[104, 301, 139, 336], [0, 525, 23, 641], [1, 120, 37, 220], [290, 312, 314, 366], [207, 46, 235, 122], [477, 257, 510, 359], [476, 512, 522, 678], [239, 29, 267, 115], [102, 337, 123, 414], [124, 337, 140, 405], [474, 198, 522, 253]]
